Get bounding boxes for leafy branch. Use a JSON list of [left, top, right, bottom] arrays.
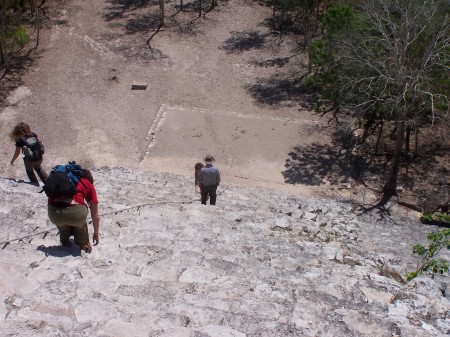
[[406, 226, 450, 281]]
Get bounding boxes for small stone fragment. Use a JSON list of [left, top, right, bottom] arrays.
[[131, 82, 148, 90]]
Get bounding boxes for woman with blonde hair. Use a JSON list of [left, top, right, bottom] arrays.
[[10, 122, 48, 186]]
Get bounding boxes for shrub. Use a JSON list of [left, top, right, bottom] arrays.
[[407, 227, 450, 281]]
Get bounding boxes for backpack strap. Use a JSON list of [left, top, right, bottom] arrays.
[[77, 178, 88, 201], [19, 135, 27, 146]]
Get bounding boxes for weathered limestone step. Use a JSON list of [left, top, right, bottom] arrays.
[[0, 166, 449, 336]]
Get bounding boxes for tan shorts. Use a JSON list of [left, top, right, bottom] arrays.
[[48, 204, 89, 247]]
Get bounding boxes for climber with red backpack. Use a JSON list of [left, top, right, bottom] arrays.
[[9, 122, 48, 186]]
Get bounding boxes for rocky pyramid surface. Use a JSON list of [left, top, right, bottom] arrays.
[[0, 167, 449, 337]]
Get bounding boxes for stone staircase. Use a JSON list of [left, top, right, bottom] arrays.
[[0, 167, 448, 336]]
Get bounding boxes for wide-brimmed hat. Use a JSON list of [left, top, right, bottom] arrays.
[[204, 155, 214, 162]]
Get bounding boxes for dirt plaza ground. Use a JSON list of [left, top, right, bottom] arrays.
[[1, 0, 339, 197]]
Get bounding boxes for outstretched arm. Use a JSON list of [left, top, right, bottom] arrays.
[[10, 147, 20, 165], [89, 203, 100, 245]]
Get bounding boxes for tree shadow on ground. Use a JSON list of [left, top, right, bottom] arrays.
[[245, 75, 315, 109], [267, 16, 305, 35], [283, 143, 356, 185], [104, 0, 156, 21], [173, 1, 209, 13], [282, 126, 364, 186], [124, 13, 161, 34], [250, 57, 291, 68], [400, 142, 450, 213], [101, 0, 167, 59], [221, 30, 266, 54], [0, 54, 35, 107], [120, 46, 169, 62]]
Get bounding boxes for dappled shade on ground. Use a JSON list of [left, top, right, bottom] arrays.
[[221, 30, 267, 53], [246, 75, 314, 108], [282, 143, 355, 186]]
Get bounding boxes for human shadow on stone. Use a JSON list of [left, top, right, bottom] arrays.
[[37, 243, 80, 258], [0, 176, 39, 186], [37, 239, 81, 257], [221, 30, 266, 54], [0, 176, 24, 183]]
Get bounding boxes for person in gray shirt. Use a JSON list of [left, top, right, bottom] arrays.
[[198, 155, 221, 205]]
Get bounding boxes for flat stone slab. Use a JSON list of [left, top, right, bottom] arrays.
[[131, 82, 148, 90]]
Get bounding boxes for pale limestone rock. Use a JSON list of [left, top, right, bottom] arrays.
[[98, 318, 151, 337], [304, 211, 317, 221], [179, 266, 221, 284], [335, 308, 386, 336], [322, 243, 343, 261], [198, 324, 246, 337], [7, 86, 32, 105], [0, 167, 448, 336], [359, 286, 394, 305]]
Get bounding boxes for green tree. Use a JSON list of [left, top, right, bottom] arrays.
[[309, 0, 449, 204], [265, 0, 325, 40], [0, 0, 43, 69]]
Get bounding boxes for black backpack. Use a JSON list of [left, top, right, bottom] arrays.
[[21, 134, 45, 160], [42, 163, 84, 199]]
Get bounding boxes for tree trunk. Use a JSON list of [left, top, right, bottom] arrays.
[[159, 0, 164, 26], [405, 125, 411, 155], [314, 1, 320, 33], [414, 129, 419, 159], [359, 126, 369, 145], [273, 3, 276, 30], [20, 0, 27, 13], [0, 41, 5, 66], [381, 119, 405, 203], [374, 122, 383, 154], [0, 1, 5, 65], [31, 0, 36, 16], [33, 0, 40, 50]]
